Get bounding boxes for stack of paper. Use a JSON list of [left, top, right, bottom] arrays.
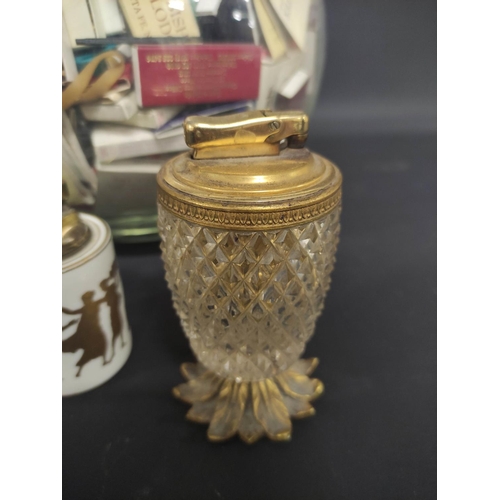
[[62, 0, 322, 223]]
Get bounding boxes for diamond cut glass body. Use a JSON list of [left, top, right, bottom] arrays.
[[158, 205, 341, 381]]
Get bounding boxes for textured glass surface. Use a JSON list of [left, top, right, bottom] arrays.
[[158, 206, 341, 381]]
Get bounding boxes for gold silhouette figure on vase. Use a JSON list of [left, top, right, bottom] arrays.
[[100, 261, 126, 358], [62, 291, 108, 377], [62, 261, 125, 377]]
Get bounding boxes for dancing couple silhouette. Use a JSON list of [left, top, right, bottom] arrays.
[[62, 261, 125, 377]]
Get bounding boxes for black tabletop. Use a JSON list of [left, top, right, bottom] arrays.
[[63, 133, 436, 500]]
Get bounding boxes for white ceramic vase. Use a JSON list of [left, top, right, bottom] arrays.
[[62, 213, 132, 396]]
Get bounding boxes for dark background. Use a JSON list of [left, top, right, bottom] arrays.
[[313, 0, 436, 135], [63, 2, 437, 499]]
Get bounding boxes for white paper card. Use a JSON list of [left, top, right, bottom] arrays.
[[279, 69, 309, 99], [196, 0, 223, 16], [256, 51, 304, 108], [253, 0, 287, 60], [123, 106, 184, 130], [91, 125, 188, 163], [95, 155, 174, 173], [269, 0, 311, 51], [94, 0, 126, 34], [80, 92, 139, 122], [62, 0, 96, 47]]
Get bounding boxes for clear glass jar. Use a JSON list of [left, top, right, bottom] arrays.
[[62, 0, 327, 242]]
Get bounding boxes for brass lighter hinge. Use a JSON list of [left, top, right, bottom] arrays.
[[183, 110, 309, 159]]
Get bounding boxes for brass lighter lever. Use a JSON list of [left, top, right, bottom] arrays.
[[183, 110, 309, 159]]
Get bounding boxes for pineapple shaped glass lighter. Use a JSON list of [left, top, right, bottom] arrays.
[[157, 111, 342, 443]]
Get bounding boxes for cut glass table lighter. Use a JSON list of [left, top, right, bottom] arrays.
[[157, 110, 342, 443]]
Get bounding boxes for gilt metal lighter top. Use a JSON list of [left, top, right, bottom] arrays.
[[157, 110, 342, 230], [157, 111, 342, 443]]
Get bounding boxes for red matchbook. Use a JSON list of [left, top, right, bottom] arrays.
[[132, 44, 262, 107]]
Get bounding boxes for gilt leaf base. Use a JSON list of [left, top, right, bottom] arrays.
[[173, 358, 324, 443]]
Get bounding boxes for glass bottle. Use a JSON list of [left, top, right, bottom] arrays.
[[62, 0, 327, 242]]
